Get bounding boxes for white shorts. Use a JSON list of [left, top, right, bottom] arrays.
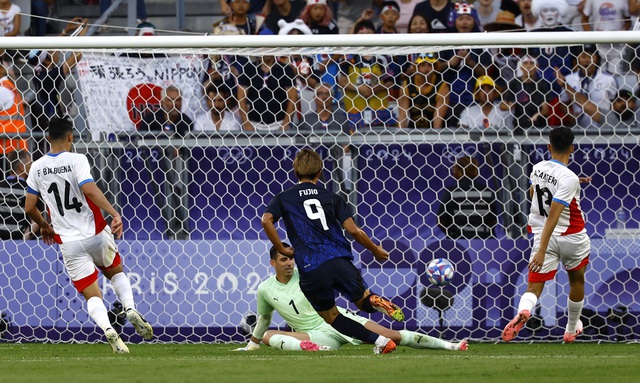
[[529, 232, 590, 282], [307, 308, 368, 350], [59, 227, 121, 292]]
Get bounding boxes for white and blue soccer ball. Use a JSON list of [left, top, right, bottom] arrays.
[[426, 258, 455, 286]]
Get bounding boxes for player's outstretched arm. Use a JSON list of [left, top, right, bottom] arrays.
[[81, 182, 123, 239], [234, 313, 273, 351], [25, 193, 55, 245], [261, 213, 294, 257], [343, 217, 389, 261]]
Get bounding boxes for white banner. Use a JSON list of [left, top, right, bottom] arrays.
[[76, 52, 206, 136]]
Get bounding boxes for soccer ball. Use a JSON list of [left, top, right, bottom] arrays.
[[239, 312, 257, 335], [426, 258, 455, 286]]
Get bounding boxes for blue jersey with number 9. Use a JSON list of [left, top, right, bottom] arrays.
[[265, 182, 354, 273]]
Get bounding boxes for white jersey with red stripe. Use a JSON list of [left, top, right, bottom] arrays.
[[27, 151, 106, 243], [528, 159, 586, 236]]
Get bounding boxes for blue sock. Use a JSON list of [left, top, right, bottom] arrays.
[[331, 313, 379, 344]]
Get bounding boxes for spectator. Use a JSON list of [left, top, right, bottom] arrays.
[[582, 0, 631, 75], [376, 1, 401, 33], [300, 0, 339, 34], [348, 8, 375, 34], [31, 0, 53, 36], [338, 20, 396, 131], [219, 0, 270, 22], [299, 0, 340, 95], [214, 0, 258, 35], [559, 44, 617, 128], [237, 55, 297, 131], [449, 1, 481, 32], [502, 54, 554, 132], [411, 0, 454, 33], [261, 0, 305, 34], [406, 13, 429, 33], [437, 155, 498, 239], [530, 0, 575, 88], [394, 0, 424, 32], [138, 85, 192, 239], [204, 23, 245, 98], [398, 52, 449, 129], [476, 0, 501, 28], [298, 82, 349, 132], [278, 19, 319, 121], [514, 0, 541, 30], [563, 0, 583, 30], [194, 85, 241, 132], [440, 2, 491, 126], [0, 0, 21, 37], [482, 10, 521, 31], [558, 73, 638, 131], [139, 85, 193, 137], [0, 64, 26, 164], [27, 19, 87, 141], [527, 0, 575, 126], [375, 2, 407, 94], [0, 150, 42, 240], [459, 75, 513, 131]]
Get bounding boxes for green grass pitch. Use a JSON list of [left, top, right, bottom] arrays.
[[1, 342, 639, 383]]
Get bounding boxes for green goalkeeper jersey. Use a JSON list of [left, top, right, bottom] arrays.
[[256, 269, 326, 332]]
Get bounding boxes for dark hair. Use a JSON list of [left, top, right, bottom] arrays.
[[549, 127, 574, 153], [47, 116, 74, 141], [353, 19, 375, 34], [269, 243, 291, 260]]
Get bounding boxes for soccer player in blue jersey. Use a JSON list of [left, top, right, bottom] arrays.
[[261, 148, 403, 354], [235, 244, 468, 353]]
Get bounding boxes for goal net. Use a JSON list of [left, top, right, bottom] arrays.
[[0, 32, 638, 344]]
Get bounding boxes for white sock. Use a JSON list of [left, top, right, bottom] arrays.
[[268, 334, 302, 350], [566, 298, 584, 334], [86, 296, 112, 332], [110, 272, 135, 311], [374, 335, 390, 348], [399, 330, 454, 350], [517, 292, 538, 314]]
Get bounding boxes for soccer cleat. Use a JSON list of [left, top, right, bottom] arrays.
[[502, 309, 531, 342], [563, 320, 584, 343], [126, 308, 154, 340], [300, 340, 322, 351], [105, 328, 129, 354], [369, 295, 405, 322], [373, 339, 397, 355], [455, 338, 469, 351]]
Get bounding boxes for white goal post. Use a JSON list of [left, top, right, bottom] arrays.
[[0, 31, 639, 344]]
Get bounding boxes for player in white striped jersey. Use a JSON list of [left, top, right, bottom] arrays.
[[502, 127, 592, 343], [24, 117, 153, 354], [235, 244, 468, 353]]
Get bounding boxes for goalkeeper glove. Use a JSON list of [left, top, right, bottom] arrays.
[[234, 340, 260, 351]]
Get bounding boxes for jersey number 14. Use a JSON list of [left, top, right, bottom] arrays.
[[47, 181, 83, 216]]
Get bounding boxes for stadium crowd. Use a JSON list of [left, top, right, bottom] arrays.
[[0, 0, 638, 144]]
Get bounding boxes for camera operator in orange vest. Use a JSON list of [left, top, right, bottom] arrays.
[[0, 64, 26, 170]]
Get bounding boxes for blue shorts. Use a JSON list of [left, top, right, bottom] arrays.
[[299, 257, 369, 312]]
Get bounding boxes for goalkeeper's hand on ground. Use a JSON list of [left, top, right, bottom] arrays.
[[233, 340, 260, 351]]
